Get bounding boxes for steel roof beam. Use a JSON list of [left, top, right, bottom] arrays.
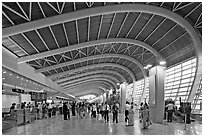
[[60, 74, 119, 87], [65, 82, 111, 91], [17, 38, 162, 64], [71, 88, 105, 97], [64, 80, 113, 91], [46, 62, 135, 82], [35, 53, 145, 75], [62, 78, 117, 90], [55, 70, 127, 83], [67, 85, 108, 94]]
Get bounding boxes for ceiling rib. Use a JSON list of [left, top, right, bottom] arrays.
[[64, 81, 112, 91], [60, 74, 119, 87], [116, 12, 129, 38], [45, 63, 135, 82], [65, 83, 110, 92], [17, 38, 162, 64], [62, 78, 117, 90], [106, 13, 116, 38], [55, 70, 126, 83], [34, 54, 144, 80]]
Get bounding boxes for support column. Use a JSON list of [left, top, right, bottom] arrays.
[[121, 82, 127, 112], [149, 65, 165, 124], [132, 81, 136, 103]]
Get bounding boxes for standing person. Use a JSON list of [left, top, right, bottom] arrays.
[[67, 102, 71, 119], [48, 103, 52, 117], [92, 103, 97, 118], [127, 105, 134, 126], [59, 102, 63, 115], [104, 102, 110, 123], [185, 103, 191, 124], [63, 102, 68, 120], [141, 103, 151, 129], [72, 101, 76, 116], [96, 103, 100, 117], [165, 102, 174, 122], [21, 102, 25, 109], [78, 102, 83, 119], [37, 103, 42, 119], [125, 101, 130, 125], [112, 102, 119, 123], [100, 103, 105, 120], [42, 103, 47, 118]]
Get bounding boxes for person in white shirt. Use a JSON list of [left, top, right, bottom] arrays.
[[92, 103, 97, 118], [104, 102, 110, 123], [48, 103, 52, 117], [165, 102, 175, 122], [124, 101, 130, 125]]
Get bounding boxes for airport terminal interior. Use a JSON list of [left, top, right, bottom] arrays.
[[1, 2, 202, 135]]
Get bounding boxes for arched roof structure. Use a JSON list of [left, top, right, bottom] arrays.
[[2, 2, 201, 99]]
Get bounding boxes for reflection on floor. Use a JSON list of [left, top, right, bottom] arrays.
[[2, 113, 202, 135]]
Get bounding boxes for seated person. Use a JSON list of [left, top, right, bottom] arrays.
[[9, 103, 16, 113]]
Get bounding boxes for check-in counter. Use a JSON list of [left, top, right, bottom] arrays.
[[30, 108, 37, 121], [16, 109, 24, 125], [24, 109, 31, 123], [2, 110, 18, 132]]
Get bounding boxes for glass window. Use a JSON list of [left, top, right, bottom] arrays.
[[130, 58, 197, 112], [181, 78, 190, 83], [179, 87, 188, 92]]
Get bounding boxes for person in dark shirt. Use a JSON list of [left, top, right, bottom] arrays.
[[63, 102, 68, 120], [9, 103, 16, 113]]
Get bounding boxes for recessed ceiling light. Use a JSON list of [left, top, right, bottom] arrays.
[[17, 76, 19, 78], [3, 78, 5, 80], [9, 73, 12, 76], [3, 71, 6, 74]]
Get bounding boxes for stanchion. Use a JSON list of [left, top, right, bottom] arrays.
[[184, 114, 187, 130]]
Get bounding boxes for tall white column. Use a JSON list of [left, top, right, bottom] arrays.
[[149, 65, 165, 124], [121, 82, 127, 112]]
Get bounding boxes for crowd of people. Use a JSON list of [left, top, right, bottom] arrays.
[[9, 100, 153, 129]]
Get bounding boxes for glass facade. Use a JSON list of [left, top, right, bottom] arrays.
[[126, 57, 200, 113], [165, 58, 196, 107], [191, 78, 202, 114]]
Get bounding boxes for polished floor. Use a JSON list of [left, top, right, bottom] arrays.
[[2, 112, 202, 135]]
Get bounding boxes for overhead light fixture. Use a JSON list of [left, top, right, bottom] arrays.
[[17, 76, 19, 78], [3, 78, 5, 80], [144, 66, 148, 69], [3, 71, 6, 74], [116, 83, 120, 86], [9, 73, 12, 76], [147, 64, 152, 68], [159, 61, 166, 65]]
